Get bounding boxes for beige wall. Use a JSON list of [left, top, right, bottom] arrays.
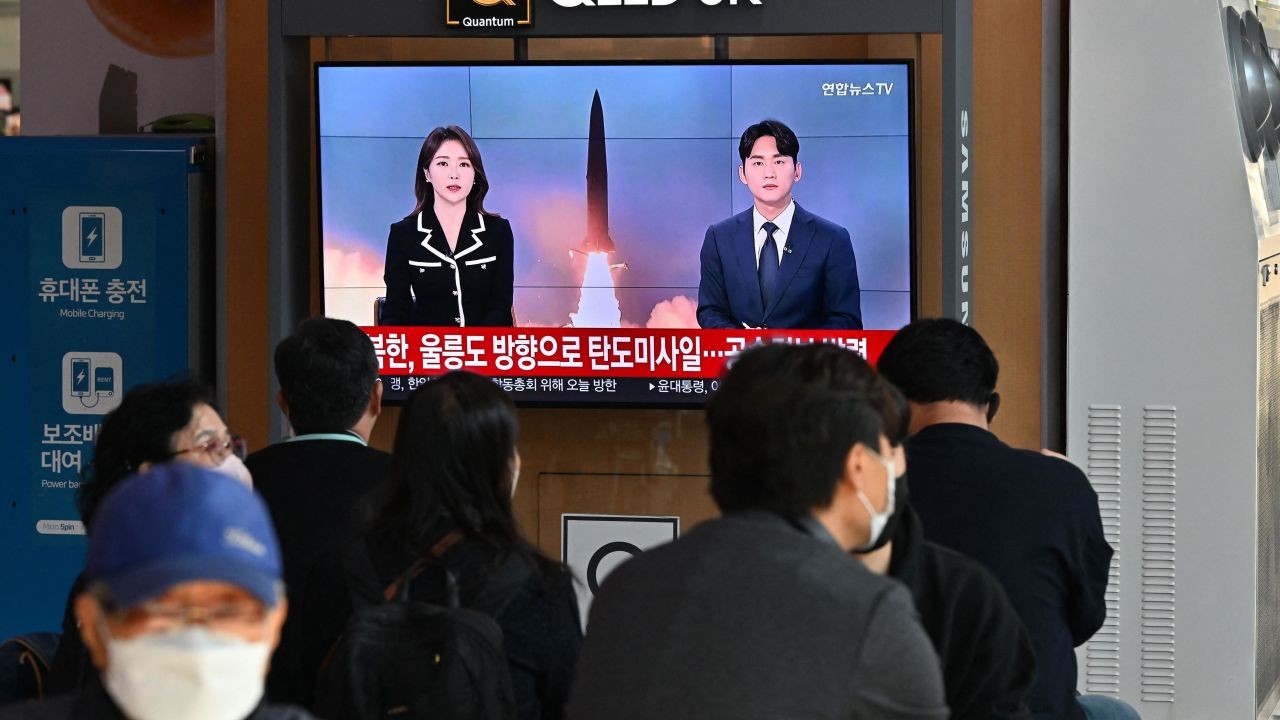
[[0, 7, 19, 104], [19, 0, 213, 134]]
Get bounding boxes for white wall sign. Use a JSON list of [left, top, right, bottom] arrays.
[[561, 513, 678, 629]]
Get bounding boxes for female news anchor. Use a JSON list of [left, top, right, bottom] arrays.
[[382, 125, 515, 327]]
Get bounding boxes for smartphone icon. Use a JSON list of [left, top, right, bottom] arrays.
[[95, 367, 115, 397], [79, 212, 106, 263], [71, 359, 91, 397]]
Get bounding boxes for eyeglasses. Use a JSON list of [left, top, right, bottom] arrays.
[[107, 600, 269, 635], [170, 432, 246, 464]]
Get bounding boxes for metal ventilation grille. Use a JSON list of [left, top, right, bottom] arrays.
[[1084, 404, 1122, 695], [1140, 406, 1176, 704], [1257, 298, 1280, 714]]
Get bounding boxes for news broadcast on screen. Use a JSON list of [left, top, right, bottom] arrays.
[[317, 61, 913, 405]]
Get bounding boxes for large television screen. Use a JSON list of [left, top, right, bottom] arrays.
[[318, 61, 912, 405]]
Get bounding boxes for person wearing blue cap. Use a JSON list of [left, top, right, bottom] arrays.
[[0, 463, 314, 720]]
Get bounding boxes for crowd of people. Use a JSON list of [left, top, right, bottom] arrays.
[[0, 316, 1139, 720]]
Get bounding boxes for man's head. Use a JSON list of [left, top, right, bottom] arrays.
[[738, 119, 802, 213], [75, 463, 285, 720], [707, 343, 907, 551], [876, 318, 1001, 429], [274, 316, 382, 438]]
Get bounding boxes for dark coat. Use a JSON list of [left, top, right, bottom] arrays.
[[696, 203, 862, 329], [290, 538, 581, 720], [905, 423, 1113, 720], [888, 506, 1037, 720], [43, 577, 89, 699], [382, 208, 515, 327], [245, 436, 390, 702], [566, 511, 948, 720]]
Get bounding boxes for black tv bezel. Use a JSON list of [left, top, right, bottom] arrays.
[[314, 57, 917, 410]]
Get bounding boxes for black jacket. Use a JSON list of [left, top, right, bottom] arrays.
[[44, 577, 89, 699], [245, 435, 390, 702], [290, 537, 581, 720], [905, 423, 1113, 720], [567, 511, 948, 720], [0, 676, 314, 720], [382, 208, 515, 327], [888, 506, 1036, 720]]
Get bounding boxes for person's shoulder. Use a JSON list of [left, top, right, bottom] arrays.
[[389, 213, 419, 232], [1006, 445, 1096, 500], [588, 518, 732, 594], [329, 441, 393, 473], [794, 204, 848, 236], [708, 207, 752, 234], [708, 514, 899, 597], [481, 212, 511, 228], [244, 441, 293, 475], [247, 440, 389, 486], [504, 559, 578, 615], [246, 438, 351, 466]]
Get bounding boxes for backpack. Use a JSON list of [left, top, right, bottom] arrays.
[[314, 538, 533, 720], [0, 633, 60, 705]]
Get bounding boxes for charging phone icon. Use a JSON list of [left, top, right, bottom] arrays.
[[71, 359, 91, 397], [78, 212, 106, 263], [63, 352, 123, 414]]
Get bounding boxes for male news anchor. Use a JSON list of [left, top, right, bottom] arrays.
[[697, 119, 862, 329]]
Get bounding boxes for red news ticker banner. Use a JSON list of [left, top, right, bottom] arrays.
[[364, 327, 898, 380]]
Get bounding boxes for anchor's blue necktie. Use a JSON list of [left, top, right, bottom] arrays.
[[758, 221, 780, 310]]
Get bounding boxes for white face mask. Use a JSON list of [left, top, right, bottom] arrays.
[[101, 625, 271, 720], [854, 449, 897, 552], [215, 454, 254, 488]]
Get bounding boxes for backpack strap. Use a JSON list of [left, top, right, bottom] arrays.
[[383, 530, 467, 605], [348, 531, 531, 613], [1, 633, 59, 700]]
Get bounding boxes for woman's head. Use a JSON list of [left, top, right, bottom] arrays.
[[384, 372, 519, 553], [79, 378, 232, 530], [411, 126, 492, 218]]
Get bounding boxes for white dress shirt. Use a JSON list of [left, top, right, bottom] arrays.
[[752, 201, 796, 269]]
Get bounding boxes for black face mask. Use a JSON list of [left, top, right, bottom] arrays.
[[852, 471, 909, 555]]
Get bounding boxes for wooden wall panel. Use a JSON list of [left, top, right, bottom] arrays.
[[367, 406, 711, 555], [917, 34, 943, 317], [529, 37, 713, 60], [865, 34, 917, 59], [325, 37, 514, 62], [515, 408, 710, 546], [728, 35, 869, 58], [971, 0, 1043, 449], [225, 0, 272, 451], [536, 473, 719, 558]]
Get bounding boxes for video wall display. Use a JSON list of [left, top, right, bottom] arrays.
[[318, 61, 912, 405]]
